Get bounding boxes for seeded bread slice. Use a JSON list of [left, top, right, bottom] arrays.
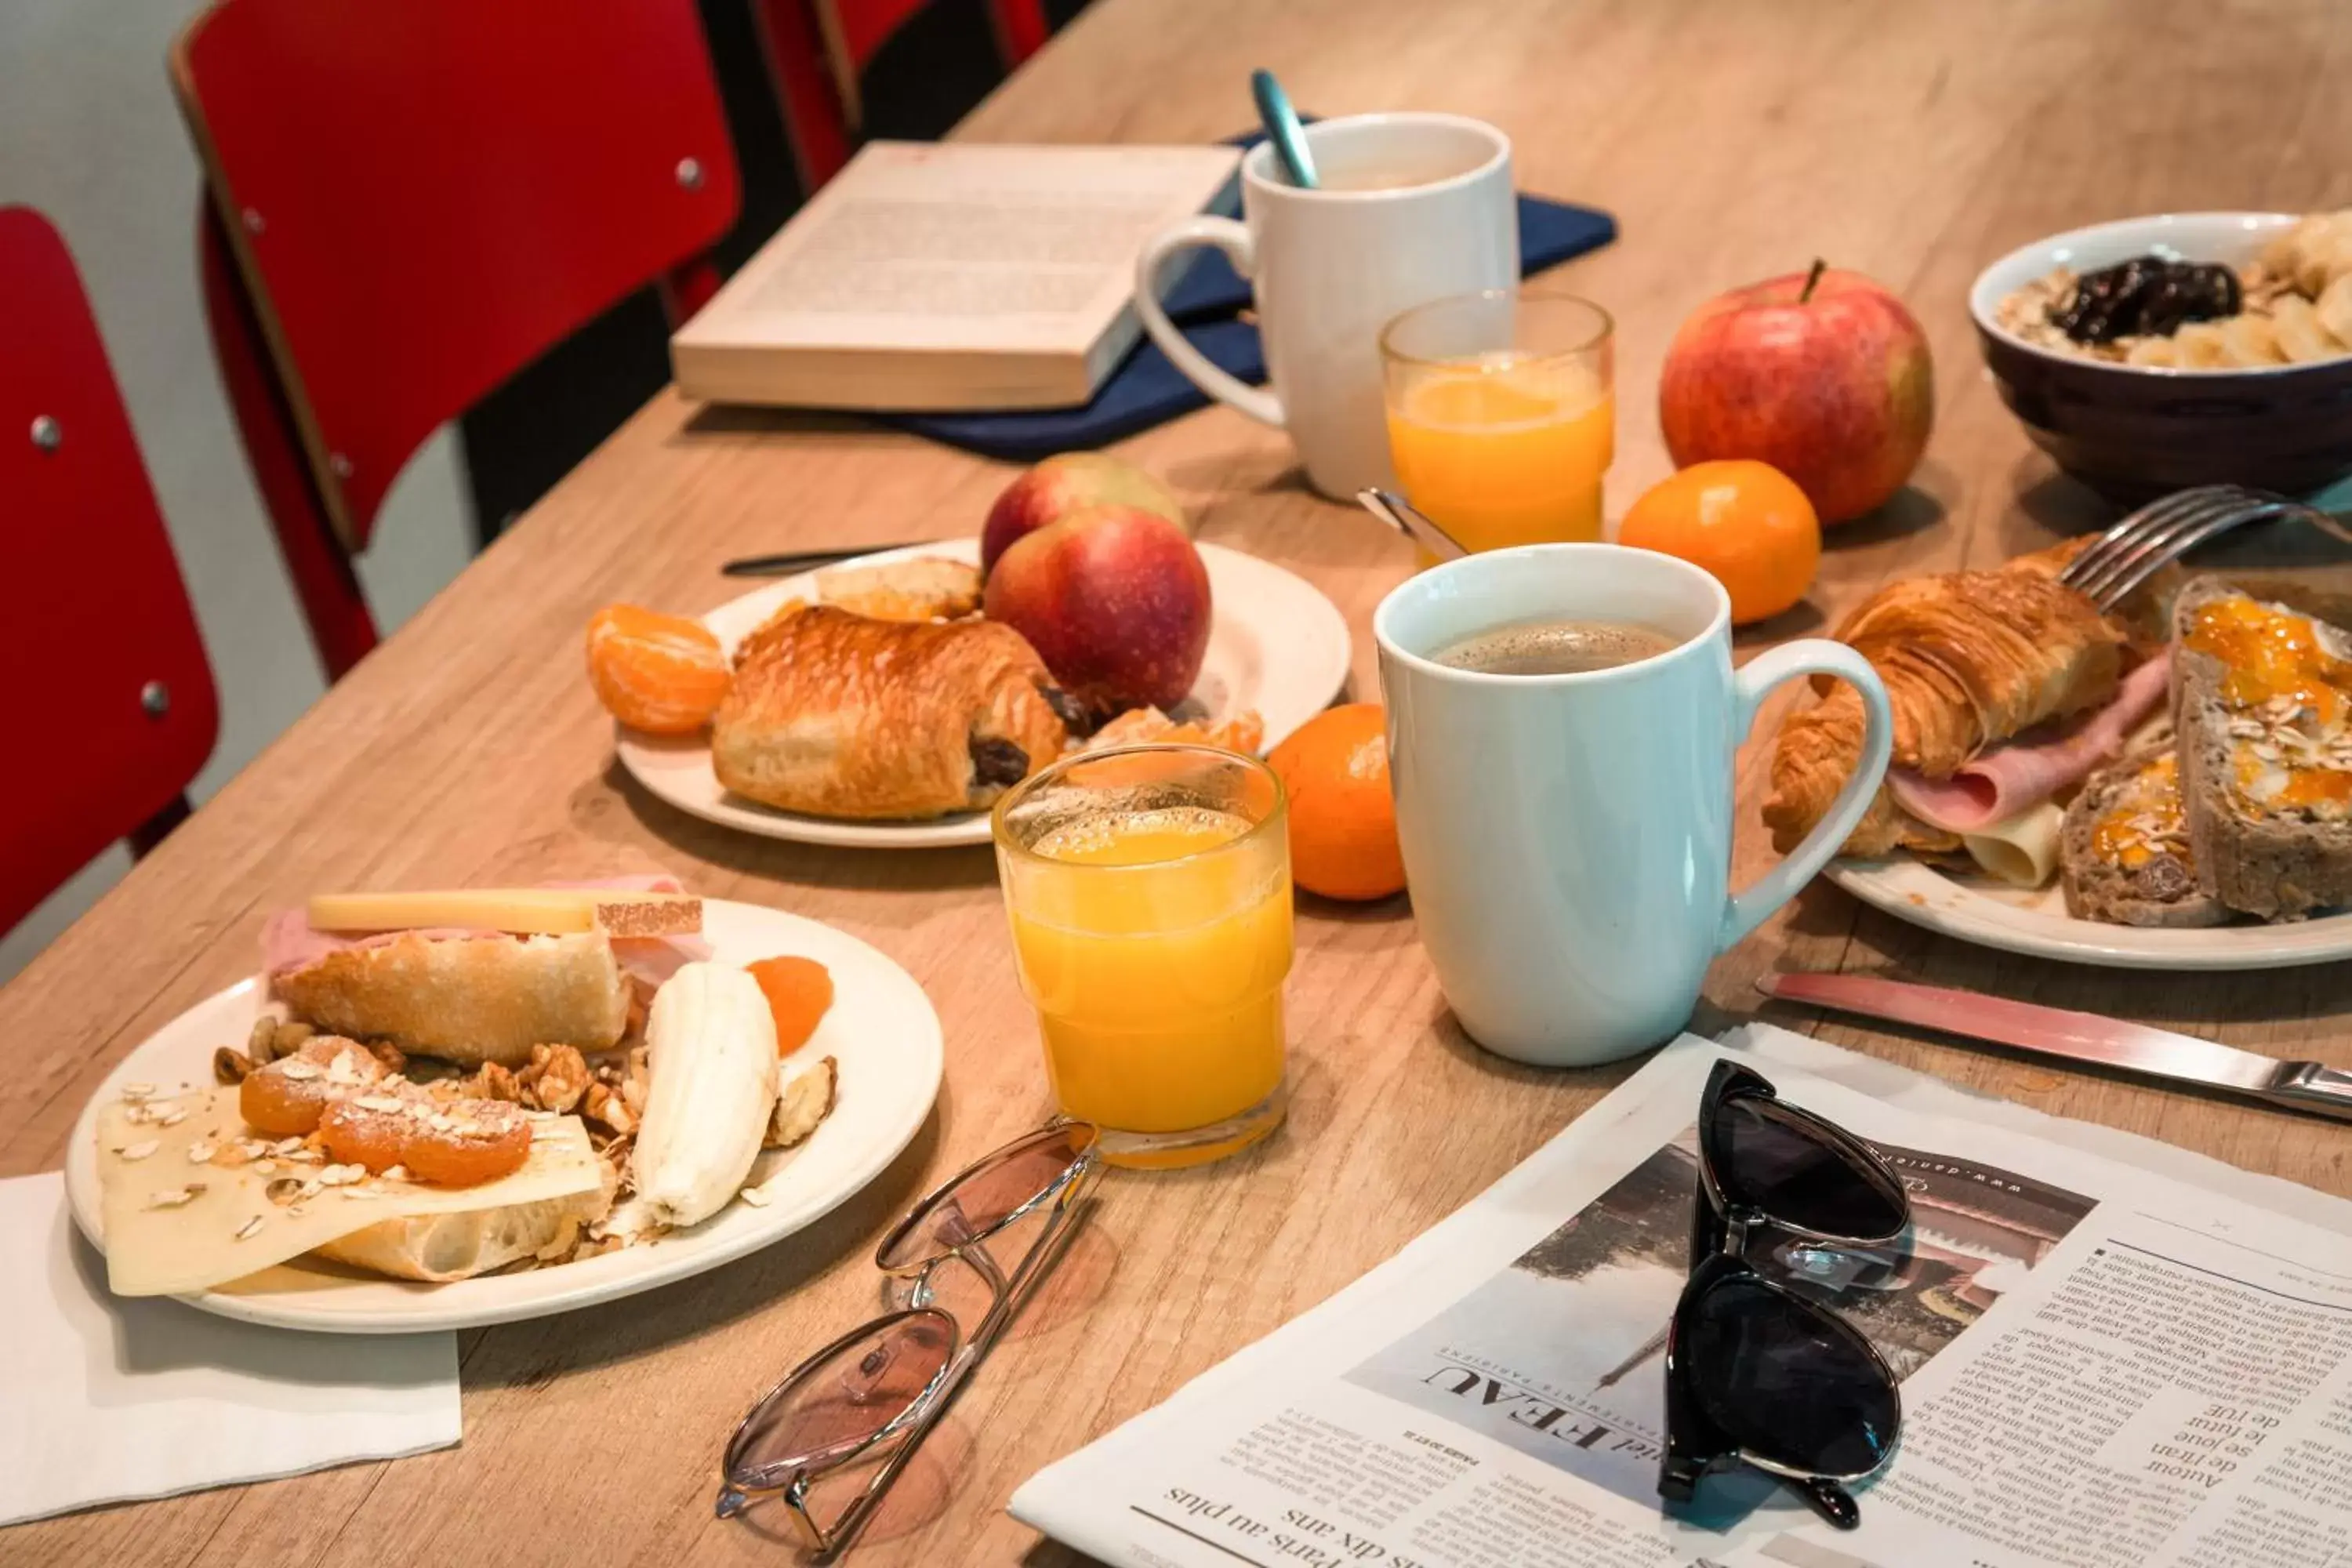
[[2060, 746, 2228, 926], [2173, 576, 2352, 920]]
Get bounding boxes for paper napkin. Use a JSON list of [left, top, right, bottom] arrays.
[[0, 1171, 460, 1527]]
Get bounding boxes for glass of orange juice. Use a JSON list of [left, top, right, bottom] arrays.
[[1381, 289, 1615, 555], [992, 745, 1291, 1171]]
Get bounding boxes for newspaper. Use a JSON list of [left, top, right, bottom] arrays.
[[1011, 1025, 2352, 1568]]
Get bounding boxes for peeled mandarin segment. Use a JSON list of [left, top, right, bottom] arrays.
[[586, 604, 730, 735], [746, 956, 836, 1056]]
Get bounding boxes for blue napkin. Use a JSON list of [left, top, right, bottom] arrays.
[[892, 192, 1618, 461]]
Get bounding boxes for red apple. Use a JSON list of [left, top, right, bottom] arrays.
[[980, 452, 1188, 576], [1658, 263, 1933, 525], [983, 505, 1210, 717]]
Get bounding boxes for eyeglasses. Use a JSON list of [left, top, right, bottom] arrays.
[[1659, 1061, 1910, 1530], [715, 1121, 1102, 1559]]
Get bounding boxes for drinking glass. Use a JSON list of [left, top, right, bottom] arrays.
[[1381, 289, 1615, 556], [992, 744, 1292, 1170]]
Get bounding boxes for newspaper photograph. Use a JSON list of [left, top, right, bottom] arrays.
[[1344, 1130, 2094, 1518], [1009, 1027, 2352, 1568]]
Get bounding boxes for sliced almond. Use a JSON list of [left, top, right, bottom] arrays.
[[234, 1215, 267, 1241], [119, 1139, 160, 1162]]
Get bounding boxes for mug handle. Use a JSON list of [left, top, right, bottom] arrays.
[[1134, 218, 1287, 427], [1717, 640, 1893, 951]]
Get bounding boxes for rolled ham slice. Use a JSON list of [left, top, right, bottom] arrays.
[[1889, 652, 2171, 835]]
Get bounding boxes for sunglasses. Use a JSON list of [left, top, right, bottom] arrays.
[[1659, 1061, 1910, 1530], [715, 1121, 1102, 1560]]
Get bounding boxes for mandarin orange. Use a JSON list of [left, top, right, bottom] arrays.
[[585, 604, 730, 734], [1616, 460, 1820, 626], [1266, 704, 1406, 902]]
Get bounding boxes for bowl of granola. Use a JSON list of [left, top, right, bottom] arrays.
[[1971, 210, 2352, 503]]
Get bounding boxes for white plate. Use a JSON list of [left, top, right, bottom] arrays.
[[1827, 858, 2352, 970], [66, 900, 943, 1333], [616, 539, 1353, 849]]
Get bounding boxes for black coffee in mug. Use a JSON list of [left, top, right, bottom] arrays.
[[1432, 618, 1679, 676]]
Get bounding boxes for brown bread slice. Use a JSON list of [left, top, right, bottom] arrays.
[[2060, 746, 2227, 927], [2172, 576, 2352, 920]]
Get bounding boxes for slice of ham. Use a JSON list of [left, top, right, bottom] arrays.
[[263, 874, 708, 985], [1889, 652, 2171, 835]]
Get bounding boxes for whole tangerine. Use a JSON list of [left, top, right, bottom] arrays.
[[1267, 704, 1406, 902], [1617, 460, 1820, 626], [585, 604, 730, 734]]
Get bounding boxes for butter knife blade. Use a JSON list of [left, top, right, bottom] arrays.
[[1759, 971, 2352, 1123]]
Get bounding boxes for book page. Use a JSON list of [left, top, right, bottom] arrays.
[[682, 141, 1241, 354]]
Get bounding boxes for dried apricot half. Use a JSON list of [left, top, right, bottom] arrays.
[[238, 1036, 389, 1135]]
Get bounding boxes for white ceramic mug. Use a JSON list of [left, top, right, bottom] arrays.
[[1133, 113, 1516, 499], [1374, 545, 1894, 1067]]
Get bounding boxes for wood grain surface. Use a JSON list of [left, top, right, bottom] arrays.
[[9, 1, 2352, 1563]]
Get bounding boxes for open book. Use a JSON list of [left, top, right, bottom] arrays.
[[670, 141, 1241, 412]]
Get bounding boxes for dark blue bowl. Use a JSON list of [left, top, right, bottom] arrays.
[[1971, 212, 2352, 506]]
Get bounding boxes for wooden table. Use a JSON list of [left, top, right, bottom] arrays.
[[10, 0, 2352, 1561]]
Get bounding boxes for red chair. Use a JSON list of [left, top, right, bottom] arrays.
[[753, 0, 1052, 191], [173, 0, 743, 681], [0, 207, 220, 935]]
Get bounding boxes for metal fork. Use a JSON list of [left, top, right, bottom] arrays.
[[2060, 485, 2352, 611]]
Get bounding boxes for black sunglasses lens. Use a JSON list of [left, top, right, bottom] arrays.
[[1712, 1096, 1905, 1239], [1686, 1275, 1898, 1479]]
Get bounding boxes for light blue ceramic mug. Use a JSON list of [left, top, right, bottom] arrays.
[[1374, 543, 1893, 1066]]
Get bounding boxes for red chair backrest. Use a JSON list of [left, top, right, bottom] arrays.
[[172, 0, 742, 556], [0, 207, 220, 934]]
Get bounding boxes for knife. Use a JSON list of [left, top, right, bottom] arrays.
[[720, 541, 935, 577], [1759, 971, 2352, 1123]]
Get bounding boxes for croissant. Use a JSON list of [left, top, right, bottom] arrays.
[[1766, 552, 2129, 855], [711, 605, 1072, 820]]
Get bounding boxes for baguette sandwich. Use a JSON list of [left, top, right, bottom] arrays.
[[2172, 578, 2352, 919], [266, 880, 705, 1066]]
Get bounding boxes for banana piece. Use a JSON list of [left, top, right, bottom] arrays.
[[2270, 295, 2343, 363], [2315, 273, 2352, 350], [2171, 321, 2230, 368], [628, 963, 779, 1229], [2218, 313, 2285, 368]]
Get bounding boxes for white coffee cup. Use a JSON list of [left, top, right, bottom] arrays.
[[1374, 545, 1894, 1067], [1133, 113, 1516, 499]]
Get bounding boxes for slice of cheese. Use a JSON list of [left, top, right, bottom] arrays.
[[306, 888, 701, 938], [95, 1086, 604, 1296]]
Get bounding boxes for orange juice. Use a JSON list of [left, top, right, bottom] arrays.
[[1386, 354, 1616, 552], [1005, 806, 1291, 1165]]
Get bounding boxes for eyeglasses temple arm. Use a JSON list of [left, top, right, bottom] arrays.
[[811, 1170, 1102, 1563]]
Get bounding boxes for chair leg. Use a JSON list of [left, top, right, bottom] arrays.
[[198, 202, 380, 682], [128, 793, 194, 859], [750, 0, 855, 194], [989, 0, 1050, 63]]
